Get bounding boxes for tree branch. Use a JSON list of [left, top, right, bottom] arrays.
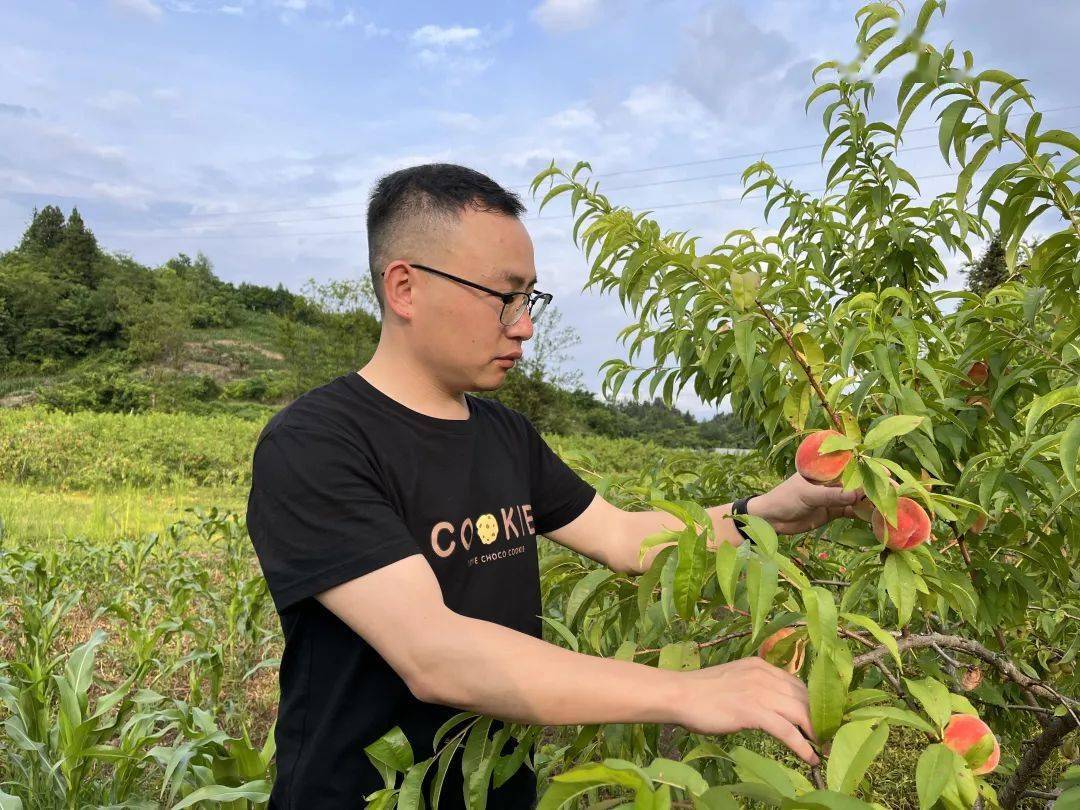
[[998, 713, 1079, 809]]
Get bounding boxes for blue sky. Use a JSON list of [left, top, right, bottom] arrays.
[[2, 0, 1077, 417]]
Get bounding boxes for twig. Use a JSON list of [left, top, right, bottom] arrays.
[[998, 713, 1079, 809], [754, 301, 845, 433], [852, 633, 1079, 721]]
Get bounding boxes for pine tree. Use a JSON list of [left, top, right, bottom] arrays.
[[61, 207, 99, 285], [18, 205, 67, 253], [964, 233, 1009, 295]]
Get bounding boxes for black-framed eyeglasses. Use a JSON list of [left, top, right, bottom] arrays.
[[382, 262, 552, 327]]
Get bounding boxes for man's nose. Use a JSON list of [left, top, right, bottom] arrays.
[[506, 308, 534, 340]]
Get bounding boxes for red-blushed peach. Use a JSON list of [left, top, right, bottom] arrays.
[[968, 513, 988, 535], [965, 395, 992, 416], [943, 713, 1000, 775], [966, 361, 990, 387], [757, 627, 807, 675], [871, 497, 932, 551], [795, 429, 853, 483]]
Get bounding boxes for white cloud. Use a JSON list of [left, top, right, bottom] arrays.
[[531, 0, 604, 32], [336, 9, 355, 26], [109, 0, 164, 19], [620, 82, 716, 132], [544, 105, 599, 132], [407, 23, 510, 78], [411, 24, 482, 49], [363, 21, 390, 38], [275, 0, 308, 10], [220, 4, 244, 15]]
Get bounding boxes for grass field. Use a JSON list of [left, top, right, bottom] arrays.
[[1, 407, 1057, 809]]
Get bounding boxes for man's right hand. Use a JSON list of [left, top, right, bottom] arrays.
[[675, 656, 820, 766]]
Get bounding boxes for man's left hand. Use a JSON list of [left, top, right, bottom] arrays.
[[748, 473, 863, 535]]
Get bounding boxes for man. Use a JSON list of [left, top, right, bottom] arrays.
[[246, 163, 861, 809]]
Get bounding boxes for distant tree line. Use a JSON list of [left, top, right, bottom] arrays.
[[1, 206, 759, 448]]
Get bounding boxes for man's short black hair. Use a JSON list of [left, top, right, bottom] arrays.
[[366, 163, 526, 313]]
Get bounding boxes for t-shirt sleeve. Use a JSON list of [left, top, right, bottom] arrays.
[[525, 420, 597, 536], [247, 425, 421, 612]]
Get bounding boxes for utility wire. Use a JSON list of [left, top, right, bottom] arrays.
[[106, 103, 1080, 227], [104, 109, 1080, 239], [101, 161, 1036, 240]]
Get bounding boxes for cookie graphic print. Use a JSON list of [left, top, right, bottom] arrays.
[[429, 502, 535, 567]]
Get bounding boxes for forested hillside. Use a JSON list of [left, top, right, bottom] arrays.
[[0, 206, 757, 447]]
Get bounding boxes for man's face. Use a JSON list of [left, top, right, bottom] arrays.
[[402, 207, 539, 393]]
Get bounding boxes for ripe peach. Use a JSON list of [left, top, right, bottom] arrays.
[[795, 430, 852, 483], [968, 514, 987, 535], [966, 361, 990, 387], [943, 713, 1000, 775], [871, 497, 932, 551], [757, 627, 806, 675], [965, 395, 992, 416]]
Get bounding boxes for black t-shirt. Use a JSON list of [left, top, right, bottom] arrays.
[[246, 371, 596, 809]]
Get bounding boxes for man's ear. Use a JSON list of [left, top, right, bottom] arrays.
[[382, 263, 415, 321]]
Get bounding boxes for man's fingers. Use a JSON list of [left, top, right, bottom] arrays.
[[758, 712, 819, 766], [771, 693, 819, 746], [754, 659, 810, 699]]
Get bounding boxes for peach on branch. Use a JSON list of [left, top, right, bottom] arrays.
[[757, 627, 807, 675], [795, 429, 853, 483], [871, 496, 932, 551], [965, 361, 990, 387], [943, 713, 1000, 775], [968, 513, 988, 535]]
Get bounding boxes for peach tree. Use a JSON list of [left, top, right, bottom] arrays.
[[522, 1, 1079, 808]]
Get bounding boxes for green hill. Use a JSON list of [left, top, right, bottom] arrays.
[[0, 205, 758, 448]]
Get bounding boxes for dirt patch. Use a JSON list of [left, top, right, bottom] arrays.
[[178, 360, 234, 382], [0, 392, 37, 408], [208, 339, 285, 362]]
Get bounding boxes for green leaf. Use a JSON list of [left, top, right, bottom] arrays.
[[809, 652, 847, 742], [862, 415, 924, 451], [1061, 418, 1080, 490], [674, 527, 709, 620], [937, 99, 970, 164], [1039, 129, 1080, 155], [565, 569, 615, 628], [728, 745, 814, 798], [826, 719, 889, 794], [0, 790, 21, 810], [170, 781, 271, 810], [1025, 385, 1080, 434], [840, 612, 902, 670], [539, 616, 579, 653], [903, 677, 952, 730], [847, 706, 936, 736], [883, 553, 916, 626], [643, 758, 710, 796], [639, 547, 675, 620], [915, 745, 956, 810], [365, 725, 415, 775], [746, 557, 779, 642], [658, 641, 700, 671], [714, 540, 741, 608]]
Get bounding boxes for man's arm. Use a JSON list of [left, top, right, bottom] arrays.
[[316, 553, 820, 764], [542, 495, 746, 576], [545, 474, 863, 576]]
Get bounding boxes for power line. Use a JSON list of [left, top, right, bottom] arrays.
[[104, 112, 1080, 239], [135, 103, 1079, 226], [100, 162, 1024, 240]]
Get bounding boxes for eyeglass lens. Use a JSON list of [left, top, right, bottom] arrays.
[[502, 294, 548, 326]]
